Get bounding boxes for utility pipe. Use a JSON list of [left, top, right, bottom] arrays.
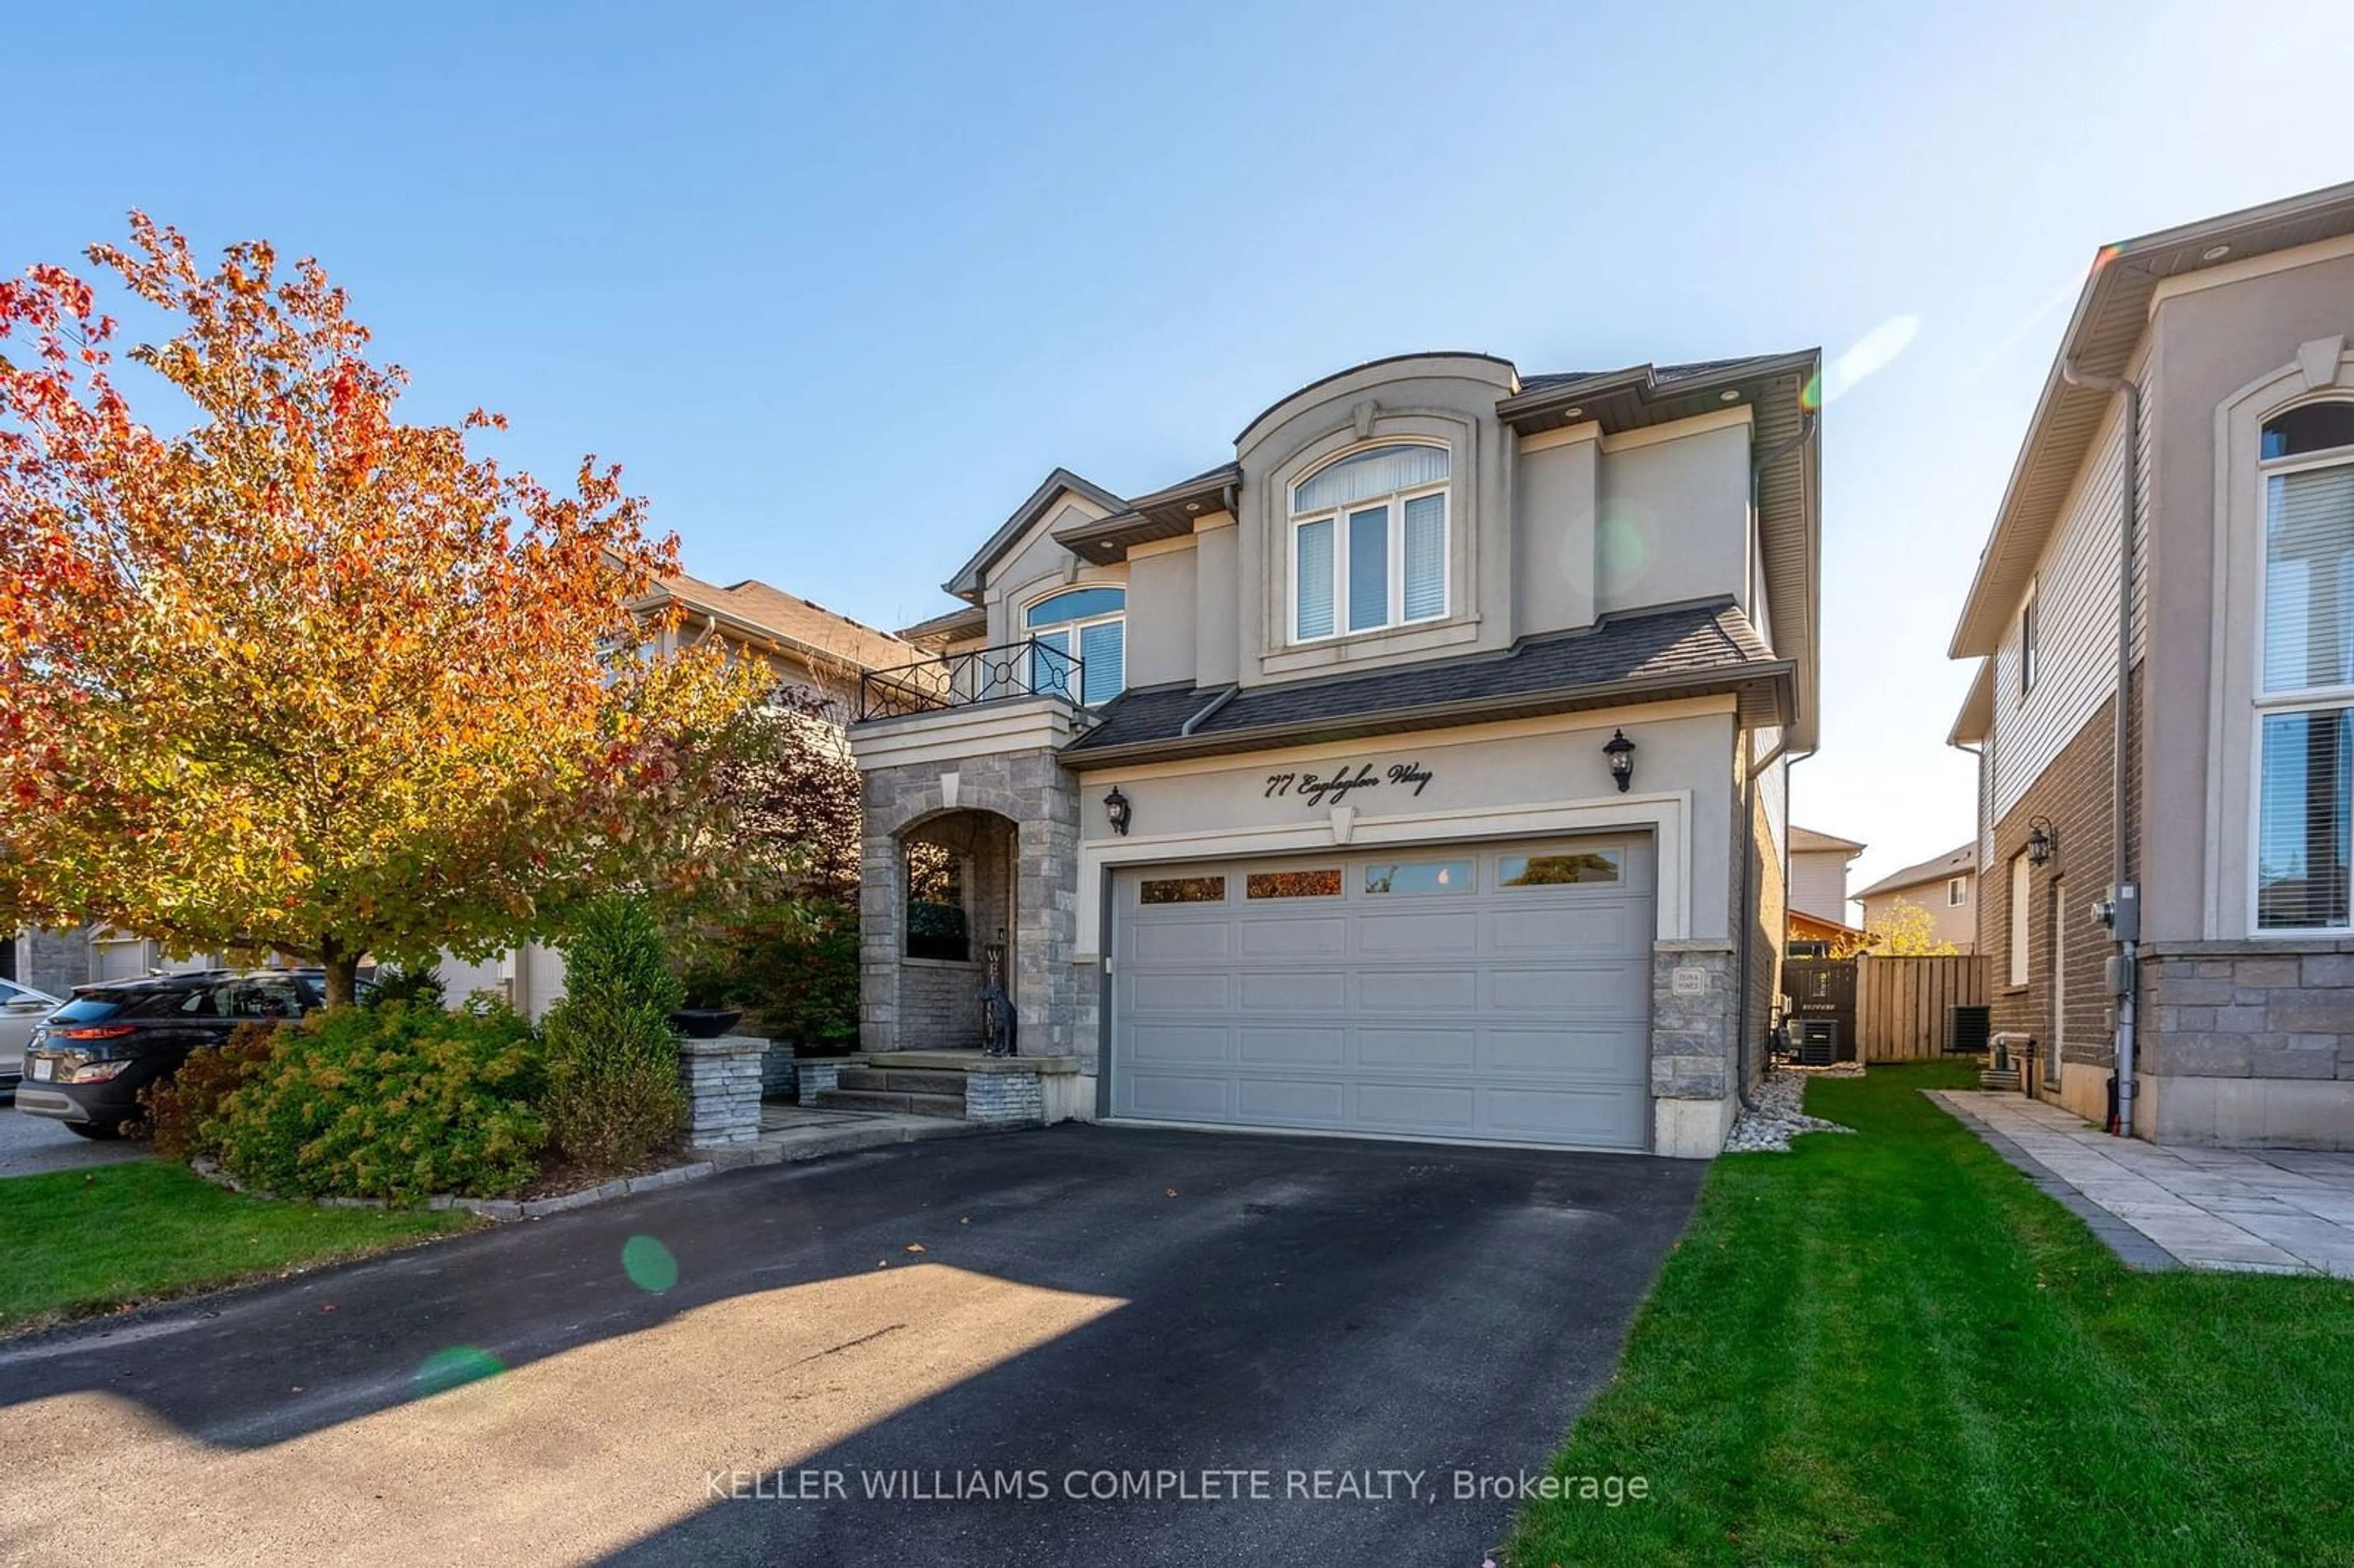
[[2060, 359, 2140, 1136]]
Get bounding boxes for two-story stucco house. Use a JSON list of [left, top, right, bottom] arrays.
[[851, 349, 1821, 1157], [1854, 844, 1978, 953], [1949, 180, 2354, 1148]]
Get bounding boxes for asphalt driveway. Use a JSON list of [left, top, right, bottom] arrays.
[[0, 1103, 150, 1176], [0, 1125, 1704, 1566]]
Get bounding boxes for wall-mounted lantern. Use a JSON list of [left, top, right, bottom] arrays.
[[1104, 785, 1132, 836], [1603, 729, 1637, 794], [2025, 815, 2057, 866]]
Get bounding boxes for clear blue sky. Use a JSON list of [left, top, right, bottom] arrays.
[[12, 0, 2353, 896]]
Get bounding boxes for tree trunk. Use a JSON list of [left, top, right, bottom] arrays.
[[319, 936, 363, 1010]]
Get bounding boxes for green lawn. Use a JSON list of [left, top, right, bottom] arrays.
[[1510, 1062, 2354, 1567], [0, 1159, 476, 1334]]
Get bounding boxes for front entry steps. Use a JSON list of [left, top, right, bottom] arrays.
[[810, 1065, 969, 1119], [800, 1049, 1086, 1127]]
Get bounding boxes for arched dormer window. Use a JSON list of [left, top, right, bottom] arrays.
[[2255, 398, 2354, 931], [1289, 443, 1449, 642], [1026, 585, 1125, 706]]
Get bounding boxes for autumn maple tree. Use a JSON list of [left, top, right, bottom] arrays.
[[0, 215, 769, 1005]]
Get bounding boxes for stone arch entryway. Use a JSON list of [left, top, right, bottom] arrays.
[[884, 808, 1016, 1051], [858, 747, 1086, 1060]]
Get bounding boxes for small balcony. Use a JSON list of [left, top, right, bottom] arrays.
[[858, 638, 1089, 723]]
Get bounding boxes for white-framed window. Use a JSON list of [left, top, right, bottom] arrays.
[[2008, 853, 2030, 987], [1024, 585, 1125, 707], [2017, 578, 2039, 696], [2254, 399, 2354, 932], [1289, 443, 1448, 642], [1946, 875, 1969, 908]]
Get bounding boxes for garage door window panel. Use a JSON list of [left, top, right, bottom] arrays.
[[1246, 869, 1343, 899], [1499, 850, 1622, 886], [1140, 875, 1225, 905], [1363, 859, 1473, 895]]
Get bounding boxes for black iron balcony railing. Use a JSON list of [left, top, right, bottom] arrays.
[[858, 637, 1086, 722]]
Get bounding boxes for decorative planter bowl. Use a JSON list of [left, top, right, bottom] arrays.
[[669, 1007, 744, 1040]]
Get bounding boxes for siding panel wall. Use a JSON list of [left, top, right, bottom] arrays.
[[1990, 359, 2154, 823]]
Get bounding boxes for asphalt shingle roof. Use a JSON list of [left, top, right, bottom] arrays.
[[1064, 598, 1785, 764], [1856, 843, 1978, 900]]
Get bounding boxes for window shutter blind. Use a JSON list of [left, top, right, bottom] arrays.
[[1292, 444, 1448, 513], [1078, 618, 1124, 706], [1403, 493, 1444, 620], [1295, 519, 1334, 639], [2258, 707, 2353, 930], [2264, 465, 2354, 692], [1347, 506, 1389, 631]]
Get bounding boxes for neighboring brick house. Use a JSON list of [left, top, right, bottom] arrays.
[[442, 571, 910, 1018], [1949, 179, 2354, 1147], [1854, 844, 1978, 953], [851, 349, 1823, 1158]]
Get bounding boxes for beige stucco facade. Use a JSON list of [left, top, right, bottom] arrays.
[[855, 350, 1821, 1159]]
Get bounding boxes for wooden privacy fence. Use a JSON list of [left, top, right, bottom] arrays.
[[1854, 955, 1990, 1062]]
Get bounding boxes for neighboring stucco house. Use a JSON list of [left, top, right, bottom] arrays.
[[850, 349, 1822, 1158], [1785, 826, 1866, 954], [1949, 178, 2354, 1147], [1853, 844, 1978, 953], [1789, 825, 1864, 922]]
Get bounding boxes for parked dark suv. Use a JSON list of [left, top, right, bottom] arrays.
[[15, 969, 357, 1137]]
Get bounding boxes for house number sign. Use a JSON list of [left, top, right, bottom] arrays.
[[1264, 759, 1436, 809]]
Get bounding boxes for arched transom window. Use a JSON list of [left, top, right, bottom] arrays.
[[2255, 398, 2354, 932], [1026, 585, 1125, 706], [1289, 443, 1449, 642]]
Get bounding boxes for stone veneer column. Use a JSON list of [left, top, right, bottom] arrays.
[[1650, 943, 1739, 1158], [678, 1035, 766, 1148], [858, 812, 904, 1054], [1009, 750, 1083, 1063]]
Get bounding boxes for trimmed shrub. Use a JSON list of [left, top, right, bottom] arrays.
[[211, 1003, 547, 1202], [133, 1023, 276, 1159], [727, 898, 860, 1054], [541, 896, 687, 1168]]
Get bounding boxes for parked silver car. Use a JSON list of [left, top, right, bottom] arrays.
[[0, 980, 63, 1095]]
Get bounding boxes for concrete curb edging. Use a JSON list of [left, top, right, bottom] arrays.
[[183, 1114, 989, 1222]]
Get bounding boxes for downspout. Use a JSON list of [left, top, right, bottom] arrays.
[[1734, 410, 1818, 1108], [2060, 360, 2140, 1136], [1777, 741, 1818, 995], [1737, 729, 1796, 1108], [1179, 685, 1240, 737]]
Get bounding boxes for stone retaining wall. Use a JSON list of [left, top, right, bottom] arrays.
[[965, 1069, 1045, 1125]]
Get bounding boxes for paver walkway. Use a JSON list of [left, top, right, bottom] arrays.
[[1932, 1089, 2354, 1277]]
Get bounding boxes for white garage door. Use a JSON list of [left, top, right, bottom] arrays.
[[1109, 836, 1653, 1150]]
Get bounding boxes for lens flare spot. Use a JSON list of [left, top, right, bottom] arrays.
[[1596, 507, 1656, 596], [414, 1345, 505, 1398], [622, 1234, 679, 1293], [1808, 314, 1919, 410]]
